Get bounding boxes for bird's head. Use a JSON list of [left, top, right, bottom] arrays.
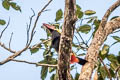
[[43, 23, 61, 33]]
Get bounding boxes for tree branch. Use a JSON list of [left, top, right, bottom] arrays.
[[98, 56, 112, 80], [0, 18, 10, 40], [58, 0, 77, 80], [79, 0, 120, 79], [11, 59, 57, 67], [0, 42, 16, 53], [0, 0, 53, 65]]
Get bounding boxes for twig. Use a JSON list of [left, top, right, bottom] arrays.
[[0, 18, 10, 40], [9, 32, 13, 49], [27, 0, 53, 47], [11, 59, 57, 67], [0, 42, 16, 53], [30, 38, 51, 49], [0, 0, 53, 65], [26, 8, 35, 45], [74, 35, 87, 53], [76, 29, 88, 47], [98, 56, 112, 80], [115, 65, 120, 80]]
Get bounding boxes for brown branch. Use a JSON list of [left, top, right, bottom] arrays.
[[0, 42, 16, 53], [27, 0, 53, 47], [11, 59, 57, 67], [115, 65, 120, 80], [0, 18, 10, 40], [98, 56, 112, 80], [29, 38, 51, 49], [58, 0, 77, 80], [0, 0, 53, 65], [9, 32, 13, 49], [79, 0, 120, 79], [26, 8, 35, 45]]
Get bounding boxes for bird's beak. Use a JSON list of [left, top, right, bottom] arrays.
[[43, 23, 55, 30]]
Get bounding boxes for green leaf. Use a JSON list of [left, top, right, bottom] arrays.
[[76, 10, 83, 19], [55, 9, 63, 22], [41, 66, 48, 80], [93, 19, 101, 37], [110, 62, 118, 70], [76, 4, 83, 19], [78, 24, 91, 34], [107, 54, 119, 65], [109, 68, 115, 78], [75, 73, 79, 80], [85, 10, 96, 15], [112, 36, 120, 42], [10, 2, 21, 12], [110, 16, 119, 20], [77, 53, 86, 56], [76, 4, 81, 11], [38, 59, 47, 64], [30, 48, 39, 54], [99, 66, 107, 79], [101, 44, 109, 55], [50, 74, 58, 80], [2, 0, 10, 10], [0, 19, 6, 25], [49, 67, 56, 73], [50, 74, 55, 80]]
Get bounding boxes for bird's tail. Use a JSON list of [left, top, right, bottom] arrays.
[[70, 53, 87, 65]]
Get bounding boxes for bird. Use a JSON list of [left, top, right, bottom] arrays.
[[43, 23, 87, 65]]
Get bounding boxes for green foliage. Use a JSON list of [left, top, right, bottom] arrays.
[[110, 16, 119, 20], [74, 73, 79, 80], [76, 4, 83, 19], [10, 2, 21, 12], [41, 66, 48, 80], [2, 0, 21, 12], [2, 0, 10, 10], [55, 9, 63, 22], [112, 36, 120, 42], [0, 19, 6, 25], [99, 44, 109, 60], [30, 48, 39, 54], [98, 66, 107, 79], [101, 44, 109, 55], [84, 10, 96, 15], [77, 24, 91, 34]]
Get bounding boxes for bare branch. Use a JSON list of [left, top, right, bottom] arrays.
[[75, 29, 88, 47], [0, 42, 16, 53], [26, 8, 35, 45], [79, 0, 120, 79], [9, 32, 13, 49], [98, 56, 112, 80], [0, 18, 10, 40], [11, 59, 57, 67], [0, 0, 53, 65], [29, 38, 51, 49], [115, 65, 120, 79], [27, 0, 53, 47]]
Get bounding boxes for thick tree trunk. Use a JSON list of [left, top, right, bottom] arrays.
[[58, 0, 76, 80], [79, 0, 120, 79]]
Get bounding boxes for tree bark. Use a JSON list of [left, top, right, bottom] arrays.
[[58, 0, 76, 80], [79, 0, 120, 79]]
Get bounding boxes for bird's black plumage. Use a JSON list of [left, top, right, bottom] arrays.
[[51, 30, 60, 52]]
